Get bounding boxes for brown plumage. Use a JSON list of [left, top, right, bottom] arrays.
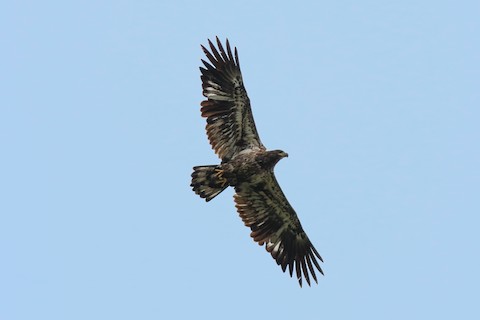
[[191, 37, 323, 287]]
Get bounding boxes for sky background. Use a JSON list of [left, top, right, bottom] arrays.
[[1, 1, 479, 319]]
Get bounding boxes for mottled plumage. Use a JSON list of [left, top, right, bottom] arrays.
[[191, 37, 323, 287]]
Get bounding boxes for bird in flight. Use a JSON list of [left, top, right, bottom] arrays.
[[191, 37, 323, 286]]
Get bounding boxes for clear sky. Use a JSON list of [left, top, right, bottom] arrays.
[[1, 1, 479, 319]]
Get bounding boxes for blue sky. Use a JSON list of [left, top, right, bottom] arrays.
[[1, 1, 479, 319]]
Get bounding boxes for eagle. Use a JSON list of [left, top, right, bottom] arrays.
[[191, 37, 324, 287]]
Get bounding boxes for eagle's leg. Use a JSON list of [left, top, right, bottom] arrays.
[[214, 168, 228, 187]]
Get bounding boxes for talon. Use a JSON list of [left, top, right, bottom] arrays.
[[214, 168, 223, 177], [214, 168, 228, 187]]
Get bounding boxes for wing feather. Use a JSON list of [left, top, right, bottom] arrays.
[[234, 172, 323, 287], [199, 37, 264, 161]]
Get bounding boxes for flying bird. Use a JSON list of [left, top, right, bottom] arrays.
[[191, 37, 323, 287]]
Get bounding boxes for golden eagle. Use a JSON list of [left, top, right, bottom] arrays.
[[191, 38, 323, 286]]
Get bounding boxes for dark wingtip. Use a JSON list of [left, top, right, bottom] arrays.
[[234, 46, 240, 68], [207, 38, 214, 48]]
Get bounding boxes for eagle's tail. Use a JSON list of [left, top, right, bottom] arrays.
[[191, 165, 228, 202]]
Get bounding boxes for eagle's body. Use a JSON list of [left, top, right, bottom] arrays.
[[224, 149, 287, 186], [191, 38, 323, 287]]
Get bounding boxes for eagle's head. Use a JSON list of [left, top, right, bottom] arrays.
[[276, 150, 289, 159], [258, 149, 288, 169]]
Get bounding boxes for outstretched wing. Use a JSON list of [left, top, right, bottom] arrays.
[[234, 172, 324, 287], [199, 37, 265, 162]]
